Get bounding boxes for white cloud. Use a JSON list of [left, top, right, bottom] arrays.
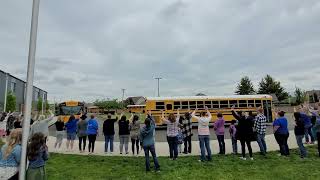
[[0, 0, 319, 102]]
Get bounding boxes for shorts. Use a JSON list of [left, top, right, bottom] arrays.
[[67, 132, 76, 140], [56, 131, 64, 143]]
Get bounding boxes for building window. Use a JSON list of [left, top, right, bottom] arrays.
[[10, 81, 16, 93]]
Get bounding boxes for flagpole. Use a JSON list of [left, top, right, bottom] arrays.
[[20, 0, 40, 179]]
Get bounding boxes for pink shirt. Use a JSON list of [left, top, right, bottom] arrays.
[[214, 117, 225, 136]]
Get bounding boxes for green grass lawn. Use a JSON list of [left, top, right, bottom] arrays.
[[47, 146, 320, 180]]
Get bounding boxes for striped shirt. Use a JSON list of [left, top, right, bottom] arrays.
[[254, 113, 267, 135], [182, 118, 193, 137]]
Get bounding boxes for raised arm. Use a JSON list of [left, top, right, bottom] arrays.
[[43, 111, 54, 123], [161, 111, 169, 124], [231, 105, 241, 121], [191, 109, 200, 121], [128, 113, 134, 122], [205, 106, 211, 119], [176, 108, 181, 122]]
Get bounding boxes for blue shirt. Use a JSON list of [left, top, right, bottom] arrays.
[[140, 116, 155, 147], [87, 119, 98, 135], [28, 146, 49, 169], [273, 117, 289, 134], [300, 113, 312, 127], [65, 119, 78, 133], [0, 144, 21, 167]]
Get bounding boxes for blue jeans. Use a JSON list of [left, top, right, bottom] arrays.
[[198, 135, 212, 161], [217, 135, 225, 154], [167, 136, 178, 159], [295, 135, 307, 158], [143, 145, 160, 171], [231, 136, 237, 154], [104, 135, 114, 152], [257, 134, 267, 154], [305, 126, 315, 143]]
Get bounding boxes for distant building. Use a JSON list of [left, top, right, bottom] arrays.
[[306, 90, 320, 103], [125, 96, 146, 105], [0, 69, 48, 112]]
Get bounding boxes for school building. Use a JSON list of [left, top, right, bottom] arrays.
[[0, 69, 48, 112]]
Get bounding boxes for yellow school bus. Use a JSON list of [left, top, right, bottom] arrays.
[[56, 101, 85, 122], [144, 95, 274, 125]]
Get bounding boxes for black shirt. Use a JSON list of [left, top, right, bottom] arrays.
[[294, 118, 305, 136], [14, 121, 22, 129], [55, 121, 65, 131], [118, 120, 130, 135], [103, 118, 118, 136]]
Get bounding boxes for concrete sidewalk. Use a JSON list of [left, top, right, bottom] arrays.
[[47, 130, 302, 157]]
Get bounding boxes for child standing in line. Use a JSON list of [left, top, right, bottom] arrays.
[[229, 120, 238, 154], [27, 133, 49, 180]]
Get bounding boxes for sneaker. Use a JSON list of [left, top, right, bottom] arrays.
[[250, 157, 254, 161], [155, 170, 161, 173], [120, 152, 123, 155], [198, 159, 205, 162], [240, 157, 247, 161]]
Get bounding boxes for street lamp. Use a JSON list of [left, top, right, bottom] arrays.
[[154, 77, 162, 97]]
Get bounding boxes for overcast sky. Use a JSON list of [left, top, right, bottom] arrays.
[[1, 0, 320, 102]]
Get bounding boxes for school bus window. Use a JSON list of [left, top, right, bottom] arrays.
[[255, 100, 262, 107], [197, 101, 204, 109], [189, 101, 196, 109], [174, 101, 181, 109], [229, 100, 238, 107], [166, 104, 173, 110], [239, 100, 248, 108], [248, 100, 255, 107], [205, 101, 212, 109], [220, 100, 229, 108], [156, 102, 165, 110], [212, 101, 219, 109], [181, 101, 189, 109]]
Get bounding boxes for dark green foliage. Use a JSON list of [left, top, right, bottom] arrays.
[[235, 76, 255, 95], [258, 75, 289, 101]]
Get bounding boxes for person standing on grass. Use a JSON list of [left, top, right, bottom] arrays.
[[273, 111, 290, 156], [229, 120, 238, 154], [231, 105, 254, 160], [312, 104, 320, 157], [87, 115, 99, 154], [140, 111, 160, 172], [162, 109, 180, 160], [118, 114, 130, 155], [65, 115, 78, 151], [293, 112, 307, 158], [192, 106, 212, 162], [0, 129, 22, 180], [103, 114, 118, 154], [129, 114, 141, 155], [254, 107, 267, 156], [214, 113, 225, 155], [54, 118, 65, 151], [26, 133, 49, 180], [77, 115, 88, 153], [297, 105, 315, 144], [182, 112, 193, 154], [30, 113, 55, 143]]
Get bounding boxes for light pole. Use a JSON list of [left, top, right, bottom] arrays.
[[20, 0, 40, 179], [121, 88, 126, 109], [154, 77, 162, 97]]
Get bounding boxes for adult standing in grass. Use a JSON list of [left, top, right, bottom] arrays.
[[0, 128, 22, 180], [118, 114, 130, 155], [129, 114, 141, 155], [273, 111, 290, 156], [27, 133, 49, 180], [231, 106, 254, 160], [162, 109, 180, 160], [214, 113, 225, 155], [192, 106, 212, 162], [254, 107, 267, 156], [140, 111, 160, 172], [298, 106, 314, 144], [103, 114, 118, 154], [77, 115, 88, 153], [182, 112, 193, 154], [54, 118, 65, 151], [312, 103, 320, 157], [87, 115, 99, 154], [65, 115, 78, 151], [293, 112, 307, 158]]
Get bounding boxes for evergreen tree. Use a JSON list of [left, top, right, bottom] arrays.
[[258, 75, 289, 101], [6, 91, 16, 112], [235, 76, 255, 95]]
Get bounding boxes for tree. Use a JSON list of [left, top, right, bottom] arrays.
[[258, 75, 289, 101], [93, 99, 122, 109], [45, 100, 50, 111], [235, 76, 255, 95], [6, 91, 16, 112], [37, 99, 43, 112], [294, 87, 306, 105]]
